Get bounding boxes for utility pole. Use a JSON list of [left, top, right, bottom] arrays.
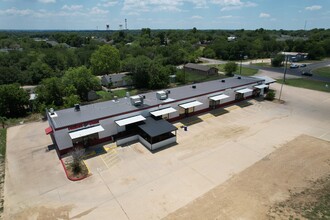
[[183, 63, 186, 84], [239, 52, 243, 75], [279, 56, 288, 101]]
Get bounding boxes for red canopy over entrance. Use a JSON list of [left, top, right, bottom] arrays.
[[45, 127, 53, 135]]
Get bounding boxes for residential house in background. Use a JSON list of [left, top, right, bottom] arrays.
[[184, 63, 218, 75], [279, 52, 308, 62], [101, 72, 132, 88], [227, 36, 237, 42]]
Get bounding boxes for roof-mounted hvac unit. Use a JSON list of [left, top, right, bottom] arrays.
[[156, 91, 168, 100], [192, 85, 196, 89], [130, 95, 144, 106], [49, 108, 55, 115]]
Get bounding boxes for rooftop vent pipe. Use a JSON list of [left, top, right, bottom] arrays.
[[74, 104, 80, 111], [49, 108, 55, 115]]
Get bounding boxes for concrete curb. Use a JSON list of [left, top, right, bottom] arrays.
[[60, 159, 89, 181]]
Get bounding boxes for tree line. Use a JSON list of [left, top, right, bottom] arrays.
[[1, 28, 330, 118]]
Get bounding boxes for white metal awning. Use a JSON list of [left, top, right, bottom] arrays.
[[69, 125, 104, 140], [254, 84, 268, 89], [236, 88, 253, 94], [209, 94, 229, 101], [150, 107, 177, 117], [115, 115, 146, 127], [179, 100, 203, 109]]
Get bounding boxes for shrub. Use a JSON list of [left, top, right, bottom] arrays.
[[271, 55, 285, 67], [224, 62, 237, 76], [265, 90, 276, 101], [69, 147, 85, 175]]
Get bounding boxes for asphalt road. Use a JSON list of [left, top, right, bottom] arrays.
[[199, 57, 330, 82], [247, 60, 330, 82]]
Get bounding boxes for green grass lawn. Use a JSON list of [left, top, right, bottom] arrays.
[[313, 67, 330, 78], [235, 66, 259, 76], [0, 129, 6, 157], [97, 89, 138, 101], [277, 78, 330, 93]]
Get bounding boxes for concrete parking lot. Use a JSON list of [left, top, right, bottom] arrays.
[[4, 83, 330, 220]]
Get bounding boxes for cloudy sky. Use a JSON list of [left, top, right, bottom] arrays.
[[0, 0, 329, 30]]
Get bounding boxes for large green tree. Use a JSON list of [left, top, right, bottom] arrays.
[[62, 66, 99, 101], [224, 62, 237, 76], [90, 45, 120, 75], [0, 84, 29, 117], [148, 63, 168, 89], [129, 56, 151, 89], [271, 54, 285, 67], [36, 77, 64, 106]]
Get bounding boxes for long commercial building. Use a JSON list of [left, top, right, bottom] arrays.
[[45, 75, 275, 155]]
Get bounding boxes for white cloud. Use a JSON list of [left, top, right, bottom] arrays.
[[305, 5, 322, 11], [122, 0, 208, 14], [218, 15, 233, 19], [210, 0, 257, 11], [191, 15, 203, 19], [0, 7, 33, 16], [98, 1, 118, 7], [38, 0, 56, 3], [89, 7, 109, 14], [259, 12, 270, 18], [62, 5, 83, 11], [188, 0, 208, 8]]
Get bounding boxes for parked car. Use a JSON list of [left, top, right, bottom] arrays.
[[301, 71, 313, 76], [300, 64, 307, 67], [290, 64, 299, 68]]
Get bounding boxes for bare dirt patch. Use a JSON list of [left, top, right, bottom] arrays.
[[269, 174, 330, 219], [165, 135, 330, 220], [11, 205, 75, 220]]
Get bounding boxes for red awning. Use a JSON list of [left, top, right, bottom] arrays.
[[45, 127, 53, 135]]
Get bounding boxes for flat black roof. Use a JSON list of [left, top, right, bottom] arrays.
[[50, 76, 263, 129], [139, 117, 177, 137]]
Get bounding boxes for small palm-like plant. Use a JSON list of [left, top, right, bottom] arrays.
[[70, 147, 85, 175]]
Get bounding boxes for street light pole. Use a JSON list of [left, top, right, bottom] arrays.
[[279, 56, 288, 101], [239, 53, 242, 75], [183, 63, 186, 84]]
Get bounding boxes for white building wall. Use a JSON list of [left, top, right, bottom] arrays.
[[138, 136, 152, 150], [195, 96, 209, 111], [151, 136, 177, 150], [117, 135, 139, 145], [99, 82, 260, 138]]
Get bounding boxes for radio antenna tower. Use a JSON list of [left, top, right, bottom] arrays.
[[125, 19, 127, 30]]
